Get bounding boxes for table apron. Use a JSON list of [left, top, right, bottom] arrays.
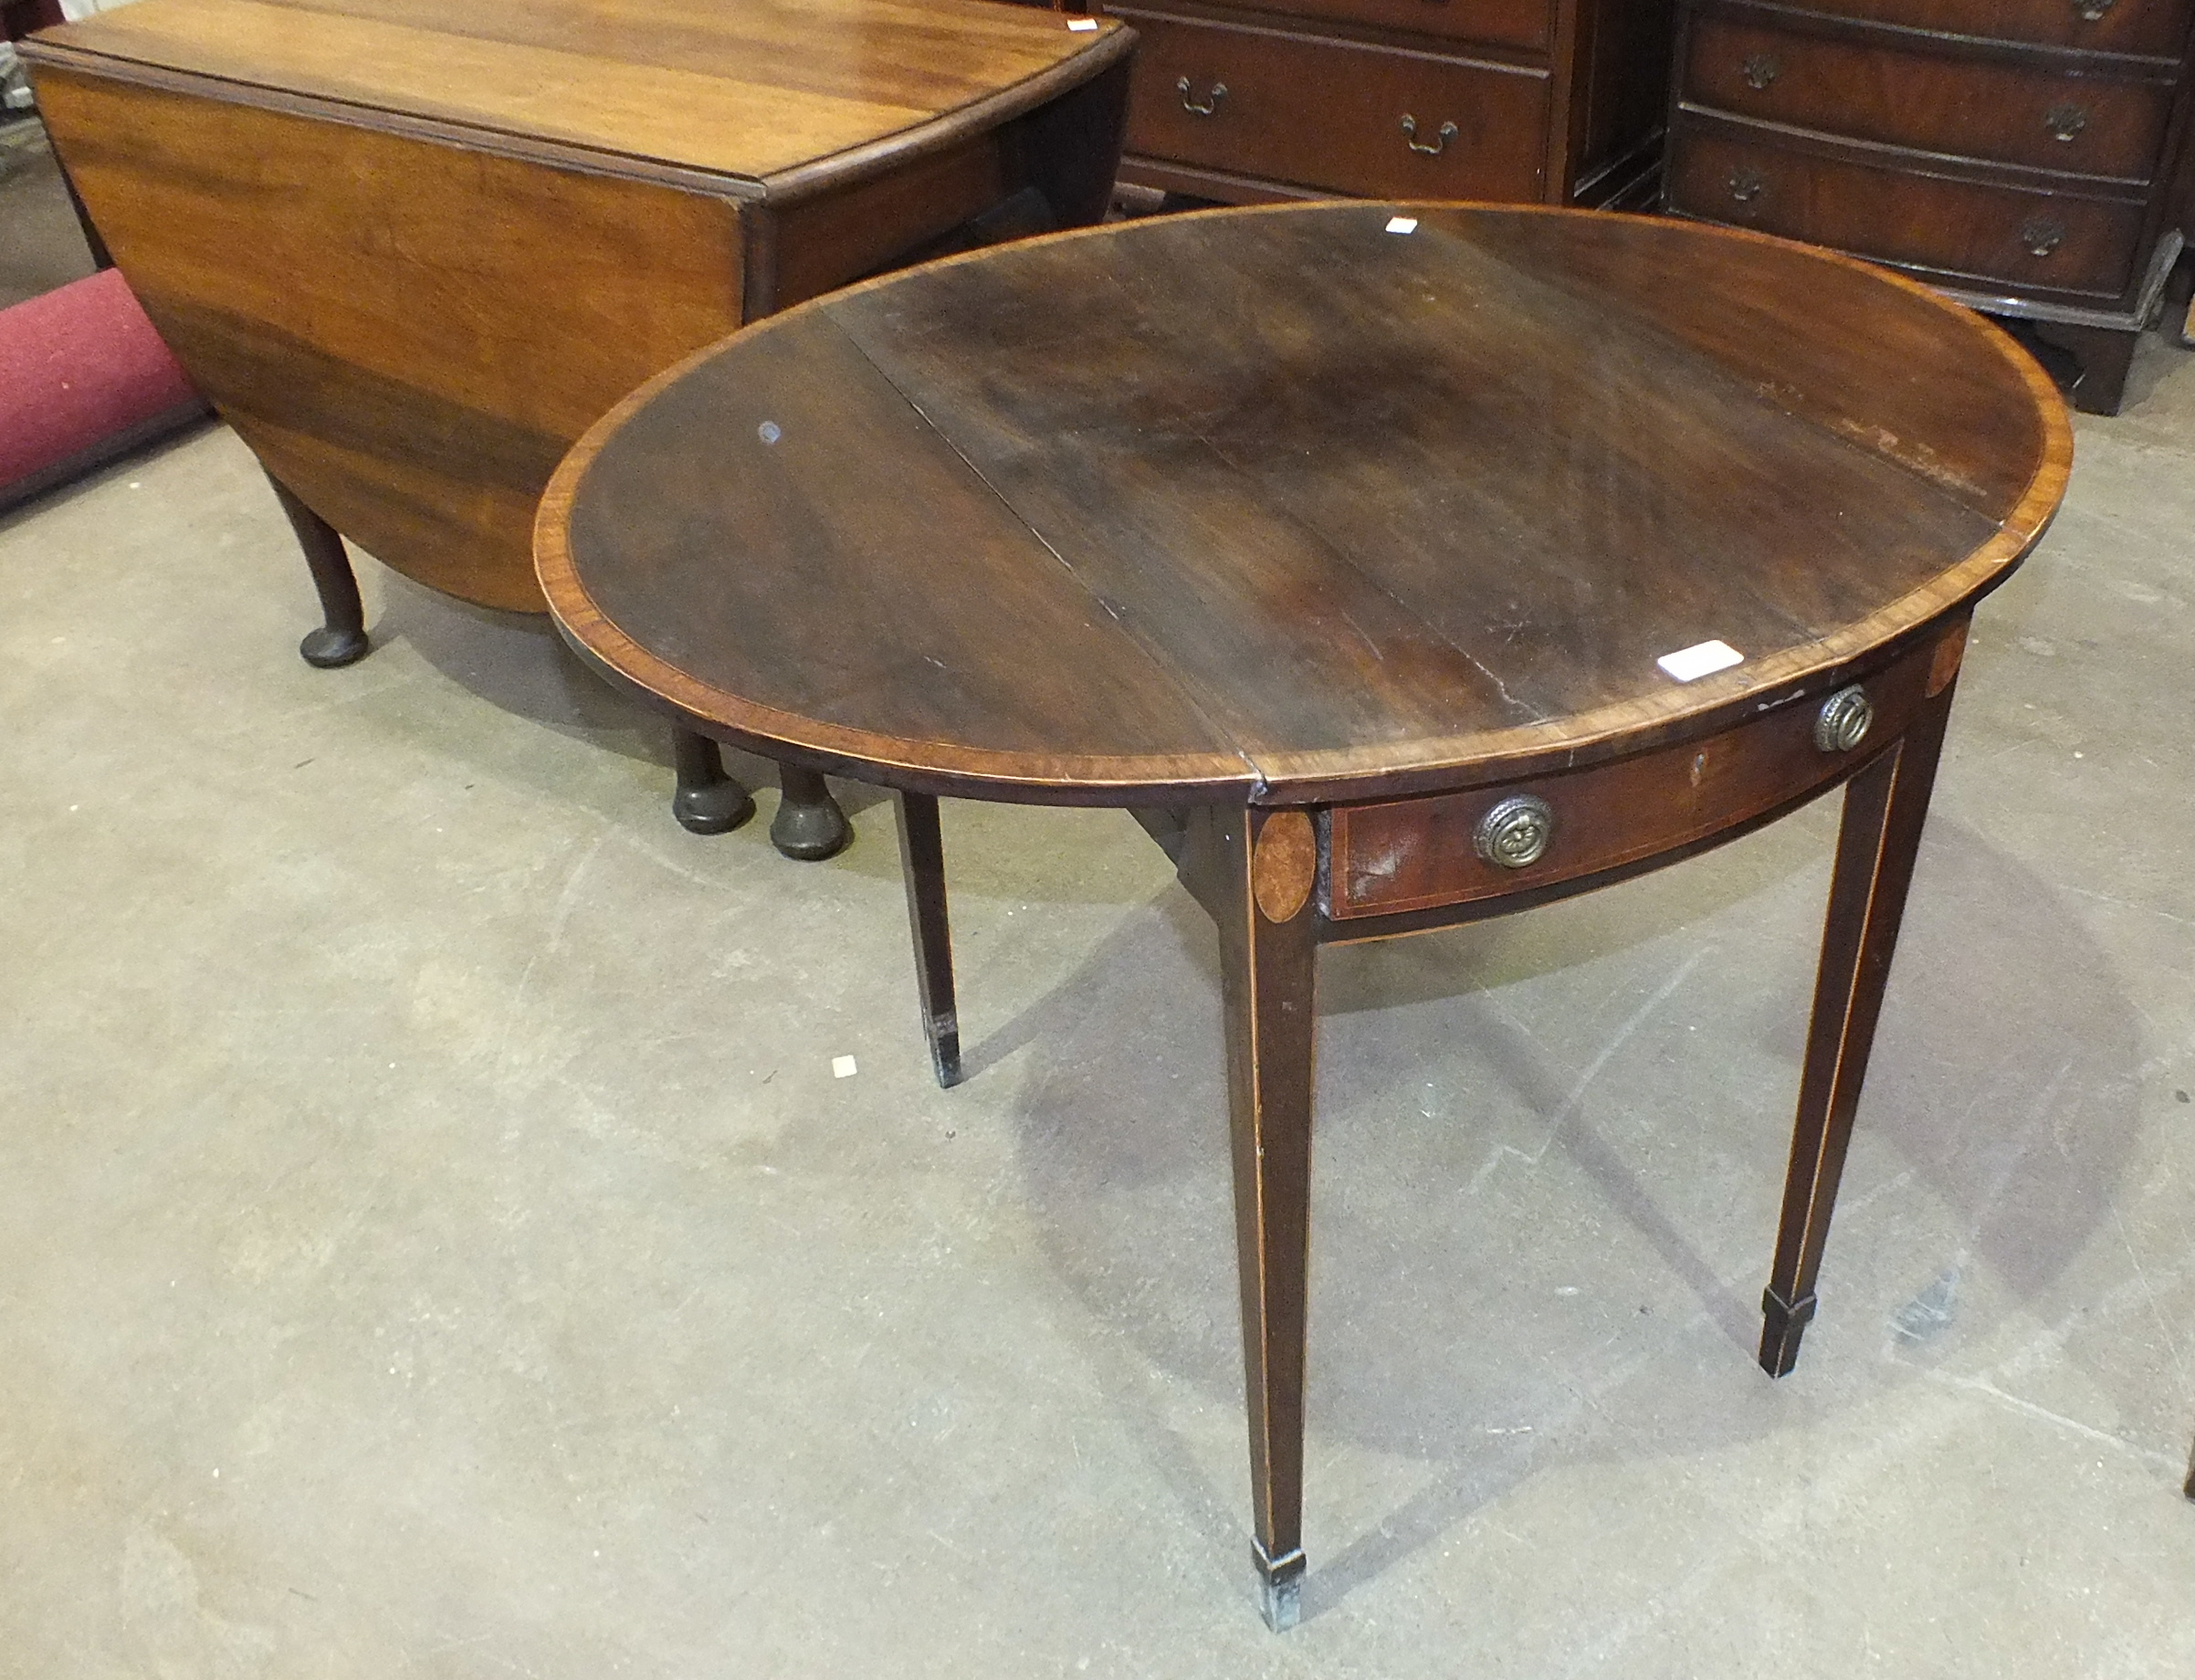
[[1320, 624, 1962, 929]]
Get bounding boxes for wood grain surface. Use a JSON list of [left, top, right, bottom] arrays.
[[540, 203, 2069, 805], [35, 66, 747, 611], [1788, 0, 2192, 58], [26, 0, 1130, 197], [26, 0, 1130, 613], [1683, 11, 2177, 184], [1111, 10, 1551, 203], [1669, 116, 2149, 303]]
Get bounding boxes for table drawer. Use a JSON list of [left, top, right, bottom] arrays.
[[1666, 124, 2146, 297], [1785, 0, 2193, 57], [1686, 14, 2174, 180], [1328, 635, 1951, 920], [1116, 10, 1549, 200], [1234, 0, 1553, 53]]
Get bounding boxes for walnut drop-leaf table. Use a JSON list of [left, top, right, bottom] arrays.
[[536, 202, 2071, 1629], [25, 0, 1135, 856]]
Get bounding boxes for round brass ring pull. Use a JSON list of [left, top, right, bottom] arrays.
[[1475, 794, 1555, 868], [1814, 686, 1874, 753]]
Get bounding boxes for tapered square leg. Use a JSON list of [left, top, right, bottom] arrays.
[[1761, 677, 1957, 1377], [893, 791, 961, 1088], [266, 473, 368, 668], [669, 727, 755, 835], [1201, 806, 1319, 1629]]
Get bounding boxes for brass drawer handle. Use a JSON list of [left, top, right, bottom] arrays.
[[1742, 53, 1780, 90], [1401, 115, 1459, 155], [2021, 215, 2066, 257], [1728, 167, 1767, 204], [1814, 687, 1874, 753], [1475, 794, 1555, 869], [2074, 0, 2116, 19], [2044, 103, 2088, 142], [1177, 76, 1227, 117]]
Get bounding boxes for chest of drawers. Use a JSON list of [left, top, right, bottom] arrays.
[[1097, 0, 1676, 209], [1665, 0, 2195, 413]]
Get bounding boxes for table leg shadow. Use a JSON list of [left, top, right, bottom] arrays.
[[263, 467, 849, 856]]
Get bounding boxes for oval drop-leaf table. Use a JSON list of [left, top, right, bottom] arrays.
[[536, 202, 2071, 1630]]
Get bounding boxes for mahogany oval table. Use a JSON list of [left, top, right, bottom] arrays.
[[536, 202, 2071, 1630]]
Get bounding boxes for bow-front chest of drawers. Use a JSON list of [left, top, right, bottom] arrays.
[[1665, 0, 2195, 413], [1095, 0, 1676, 208]]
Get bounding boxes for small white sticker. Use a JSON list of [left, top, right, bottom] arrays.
[[832, 1055, 858, 1079], [1385, 215, 1418, 235], [1066, 16, 1098, 28], [1657, 639, 1745, 683]]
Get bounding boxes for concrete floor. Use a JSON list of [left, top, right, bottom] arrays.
[[3, 327, 2193, 1673]]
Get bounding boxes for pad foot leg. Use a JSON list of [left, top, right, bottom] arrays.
[[670, 728, 755, 835], [268, 474, 368, 668], [772, 765, 851, 861]]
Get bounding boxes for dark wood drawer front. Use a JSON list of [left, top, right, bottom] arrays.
[[1237, 0, 1553, 53], [1666, 126, 2146, 296], [1329, 638, 1944, 920], [1118, 12, 1550, 200], [1788, 0, 2193, 57], [1687, 16, 2174, 179]]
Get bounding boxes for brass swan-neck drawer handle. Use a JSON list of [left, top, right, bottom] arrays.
[[2044, 103, 2089, 142], [1177, 76, 1226, 116], [2021, 216, 2066, 258], [1742, 53, 1780, 90], [1728, 166, 1767, 204], [1401, 114, 1459, 155]]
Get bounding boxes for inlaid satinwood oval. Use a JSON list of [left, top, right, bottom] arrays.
[[538, 202, 2070, 806], [1253, 812, 1318, 923]]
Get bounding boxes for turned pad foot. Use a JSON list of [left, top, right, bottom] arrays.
[[1759, 1287, 1818, 1379], [772, 768, 851, 861], [673, 779, 756, 835], [299, 625, 369, 668], [1253, 1543, 1305, 1633]]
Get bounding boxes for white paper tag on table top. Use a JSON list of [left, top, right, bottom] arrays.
[[1385, 215, 1419, 235], [1066, 16, 1099, 27], [1656, 639, 1745, 682]]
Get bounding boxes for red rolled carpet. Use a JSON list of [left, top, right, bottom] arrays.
[[0, 266, 209, 511]]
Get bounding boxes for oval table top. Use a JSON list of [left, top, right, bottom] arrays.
[[538, 203, 2071, 808]]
